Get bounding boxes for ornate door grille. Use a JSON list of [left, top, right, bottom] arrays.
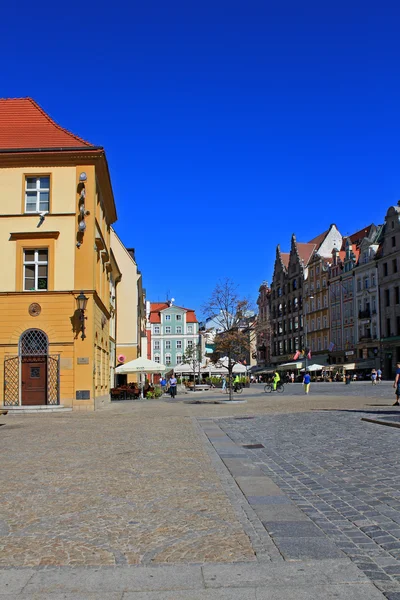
[[4, 354, 60, 406], [4, 356, 19, 406]]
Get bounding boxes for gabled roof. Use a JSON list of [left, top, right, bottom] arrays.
[[308, 229, 329, 246], [281, 253, 290, 268], [149, 302, 198, 324], [344, 224, 375, 248], [0, 97, 96, 150], [296, 242, 317, 265]]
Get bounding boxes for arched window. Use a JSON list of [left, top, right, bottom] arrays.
[[19, 329, 48, 356]]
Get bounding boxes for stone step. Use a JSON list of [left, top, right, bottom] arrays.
[[1, 405, 72, 414]]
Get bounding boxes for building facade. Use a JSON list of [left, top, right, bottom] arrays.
[[378, 204, 400, 379], [0, 98, 118, 411], [354, 227, 382, 372], [147, 301, 199, 369], [270, 226, 341, 367], [256, 282, 272, 367], [110, 230, 146, 383]]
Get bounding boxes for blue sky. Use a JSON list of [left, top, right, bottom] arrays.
[[2, 1, 400, 317]]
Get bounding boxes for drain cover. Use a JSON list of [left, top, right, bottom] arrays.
[[242, 443, 264, 449], [234, 416, 255, 420]]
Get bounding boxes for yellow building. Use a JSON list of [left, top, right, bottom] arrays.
[[110, 229, 146, 383], [0, 98, 118, 411]]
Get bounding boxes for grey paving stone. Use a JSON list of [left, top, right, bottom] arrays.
[[272, 537, 345, 559], [0, 569, 35, 594], [24, 566, 204, 594], [0, 594, 123, 600], [252, 505, 310, 522], [255, 583, 386, 599], [123, 590, 256, 599], [263, 521, 326, 538], [236, 477, 284, 497], [248, 496, 292, 505], [221, 458, 265, 477]]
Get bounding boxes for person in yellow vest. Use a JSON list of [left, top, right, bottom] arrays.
[[233, 374, 241, 391], [273, 371, 280, 391]]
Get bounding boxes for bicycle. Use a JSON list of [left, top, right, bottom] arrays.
[[225, 384, 243, 394], [264, 382, 285, 393]]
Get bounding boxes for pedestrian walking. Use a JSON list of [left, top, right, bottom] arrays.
[[160, 377, 167, 394], [303, 371, 311, 394], [393, 363, 400, 406], [169, 375, 177, 398], [371, 369, 377, 385], [233, 374, 241, 392], [377, 368, 382, 382], [221, 376, 226, 393], [290, 372, 295, 384]]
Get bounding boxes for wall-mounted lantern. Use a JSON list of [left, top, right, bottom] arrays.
[[76, 291, 89, 340]]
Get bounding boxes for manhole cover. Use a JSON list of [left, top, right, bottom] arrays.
[[242, 443, 264, 449]]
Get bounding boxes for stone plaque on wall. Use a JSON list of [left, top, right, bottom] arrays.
[[76, 390, 90, 400], [77, 357, 89, 365]]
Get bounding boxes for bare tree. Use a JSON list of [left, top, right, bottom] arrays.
[[182, 342, 202, 391], [203, 279, 253, 401]]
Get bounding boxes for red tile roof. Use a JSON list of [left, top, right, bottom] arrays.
[[149, 302, 198, 324], [281, 253, 290, 268], [296, 243, 316, 265], [0, 97, 95, 150], [344, 224, 374, 247], [308, 229, 328, 246]]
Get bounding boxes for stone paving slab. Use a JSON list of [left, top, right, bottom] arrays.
[[271, 536, 345, 559], [202, 559, 370, 587], [264, 521, 326, 538], [0, 570, 35, 594], [255, 584, 386, 599], [22, 566, 204, 594], [236, 477, 284, 497], [0, 594, 123, 600], [252, 506, 310, 522]]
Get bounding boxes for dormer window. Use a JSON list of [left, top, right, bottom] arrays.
[[25, 176, 50, 213]]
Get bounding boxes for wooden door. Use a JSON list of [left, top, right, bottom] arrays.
[[21, 357, 47, 405]]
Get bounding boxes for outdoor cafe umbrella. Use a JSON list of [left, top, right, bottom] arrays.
[[115, 357, 165, 398], [300, 363, 326, 372]]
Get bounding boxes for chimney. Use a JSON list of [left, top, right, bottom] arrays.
[[127, 247, 136, 261]]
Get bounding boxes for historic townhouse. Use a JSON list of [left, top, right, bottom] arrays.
[[256, 281, 272, 368], [147, 300, 199, 369], [0, 98, 118, 411], [377, 203, 400, 378], [304, 225, 342, 364], [270, 235, 317, 366], [270, 226, 341, 368], [328, 226, 374, 366], [354, 226, 383, 372]]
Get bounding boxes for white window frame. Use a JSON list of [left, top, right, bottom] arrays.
[[165, 315, 171, 321], [25, 176, 50, 213], [176, 326, 182, 334], [165, 354, 171, 365], [165, 326, 171, 334], [165, 341, 171, 350], [23, 249, 48, 291], [154, 355, 160, 363], [187, 325, 193, 333], [176, 354, 182, 364], [187, 340, 193, 348], [176, 314, 182, 321], [176, 340, 182, 349], [154, 341, 160, 350], [154, 325, 160, 334]]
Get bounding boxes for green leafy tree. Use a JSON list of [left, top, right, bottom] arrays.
[[182, 342, 202, 391]]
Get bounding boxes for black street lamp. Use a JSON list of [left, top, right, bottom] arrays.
[[76, 291, 89, 340]]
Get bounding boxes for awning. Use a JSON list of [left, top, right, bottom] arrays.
[[277, 361, 304, 371]]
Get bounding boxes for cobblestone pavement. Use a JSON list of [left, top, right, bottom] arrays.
[[215, 408, 400, 599], [0, 411, 255, 567], [0, 384, 398, 598]]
